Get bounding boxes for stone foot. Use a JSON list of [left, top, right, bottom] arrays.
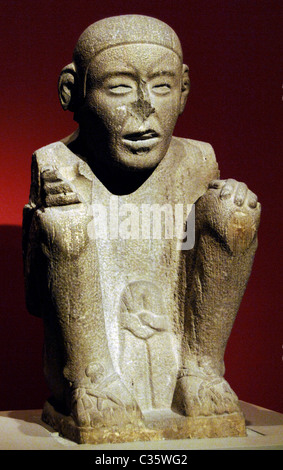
[[70, 370, 142, 427], [172, 370, 240, 417], [42, 401, 246, 444]]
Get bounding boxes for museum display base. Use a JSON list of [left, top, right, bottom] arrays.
[[41, 400, 246, 444], [1, 401, 283, 450]]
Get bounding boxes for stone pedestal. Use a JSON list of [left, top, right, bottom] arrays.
[[42, 400, 246, 444]]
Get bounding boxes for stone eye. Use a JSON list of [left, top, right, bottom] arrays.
[[152, 83, 171, 95], [108, 85, 133, 95]]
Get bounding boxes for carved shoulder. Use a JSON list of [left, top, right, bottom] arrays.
[[174, 136, 219, 175], [170, 137, 220, 203]]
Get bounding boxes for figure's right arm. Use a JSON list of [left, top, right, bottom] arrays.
[[23, 153, 48, 318], [22, 151, 83, 317]]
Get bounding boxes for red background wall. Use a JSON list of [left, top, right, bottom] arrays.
[[0, 0, 282, 413]]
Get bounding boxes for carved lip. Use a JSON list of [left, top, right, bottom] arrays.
[[122, 130, 160, 149], [123, 130, 159, 141]]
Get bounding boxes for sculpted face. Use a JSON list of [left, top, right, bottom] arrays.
[[77, 44, 187, 171]]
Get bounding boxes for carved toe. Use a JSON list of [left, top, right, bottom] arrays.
[[172, 373, 240, 417]]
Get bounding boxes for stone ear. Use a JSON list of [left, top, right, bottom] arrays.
[[179, 64, 190, 115], [58, 63, 78, 112]]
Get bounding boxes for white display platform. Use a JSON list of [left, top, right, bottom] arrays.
[[0, 401, 282, 450]]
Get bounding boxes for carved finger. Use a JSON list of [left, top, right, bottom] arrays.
[[44, 192, 83, 207], [139, 311, 169, 331], [234, 182, 248, 207], [43, 180, 75, 195], [41, 167, 63, 183], [208, 179, 226, 189], [220, 179, 237, 199], [246, 191, 258, 209]]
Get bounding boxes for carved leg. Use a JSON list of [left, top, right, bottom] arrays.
[[30, 204, 141, 428], [173, 179, 261, 417]]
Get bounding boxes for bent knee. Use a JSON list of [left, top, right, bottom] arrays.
[[196, 189, 260, 255], [224, 210, 259, 254], [35, 205, 91, 257]]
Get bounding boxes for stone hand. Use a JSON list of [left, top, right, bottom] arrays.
[[120, 310, 170, 340], [197, 178, 261, 254], [208, 178, 259, 209], [40, 165, 83, 207]]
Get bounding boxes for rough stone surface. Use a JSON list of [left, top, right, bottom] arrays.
[[42, 400, 246, 444], [23, 15, 261, 444]]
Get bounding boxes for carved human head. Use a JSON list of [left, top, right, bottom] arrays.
[[59, 15, 190, 170]]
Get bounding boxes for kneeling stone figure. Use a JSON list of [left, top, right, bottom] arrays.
[[23, 15, 261, 444]]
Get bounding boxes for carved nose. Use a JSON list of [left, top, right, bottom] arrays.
[[129, 99, 155, 120], [129, 87, 155, 120]]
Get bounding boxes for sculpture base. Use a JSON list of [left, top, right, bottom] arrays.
[[42, 400, 246, 444]]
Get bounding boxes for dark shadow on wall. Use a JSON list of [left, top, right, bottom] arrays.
[[0, 225, 49, 411]]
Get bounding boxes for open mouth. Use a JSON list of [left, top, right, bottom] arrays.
[[122, 130, 160, 152], [123, 130, 159, 142]]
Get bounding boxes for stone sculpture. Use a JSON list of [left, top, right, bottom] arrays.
[[22, 15, 261, 444]]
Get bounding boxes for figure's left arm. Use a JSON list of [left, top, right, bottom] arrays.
[[199, 178, 261, 255]]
